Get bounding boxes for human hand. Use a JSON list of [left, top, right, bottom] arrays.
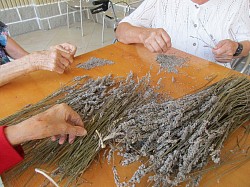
[[4, 103, 87, 145], [26, 47, 74, 74], [139, 28, 171, 53], [50, 43, 77, 56], [212, 39, 238, 62]]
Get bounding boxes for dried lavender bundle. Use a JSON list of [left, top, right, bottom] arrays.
[[156, 54, 188, 74], [108, 75, 250, 187], [76, 57, 114, 70], [0, 73, 158, 186], [1, 73, 250, 187]]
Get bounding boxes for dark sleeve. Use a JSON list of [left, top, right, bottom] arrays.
[[0, 21, 6, 28], [0, 21, 8, 47], [0, 126, 24, 174]]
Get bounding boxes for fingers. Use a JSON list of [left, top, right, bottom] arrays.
[[215, 56, 233, 63], [48, 43, 75, 73], [212, 39, 238, 63], [161, 30, 171, 48], [58, 134, 67, 144], [51, 125, 86, 144], [31, 49, 73, 73], [51, 43, 77, 56], [51, 135, 57, 141], [49, 49, 73, 74], [63, 105, 84, 127], [214, 40, 226, 50], [59, 103, 86, 144], [145, 38, 163, 53], [143, 28, 171, 53], [212, 47, 228, 56], [59, 50, 73, 64], [145, 43, 155, 53], [60, 125, 86, 144], [66, 125, 87, 138], [60, 43, 77, 56]]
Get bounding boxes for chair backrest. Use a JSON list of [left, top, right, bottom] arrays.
[[231, 53, 250, 75], [91, 0, 109, 14], [91, 0, 130, 18]]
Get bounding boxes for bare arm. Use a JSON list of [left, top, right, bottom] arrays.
[[116, 22, 147, 44], [4, 103, 87, 145], [0, 57, 35, 86], [0, 43, 77, 87], [5, 36, 29, 59], [116, 22, 172, 53]]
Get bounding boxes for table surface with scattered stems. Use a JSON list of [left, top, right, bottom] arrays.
[[1, 42, 249, 187]]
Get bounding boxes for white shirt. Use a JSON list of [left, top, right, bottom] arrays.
[[121, 0, 250, 68]]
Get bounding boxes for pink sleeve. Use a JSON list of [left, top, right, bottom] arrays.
[[0, 126, 24, 174]]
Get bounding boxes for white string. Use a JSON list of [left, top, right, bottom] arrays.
[[35, 168, 59, 187], [95, 130, 106, 149]]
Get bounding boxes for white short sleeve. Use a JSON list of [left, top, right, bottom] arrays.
[[120, 0, 158, 28], [231, 0, 250, 42]]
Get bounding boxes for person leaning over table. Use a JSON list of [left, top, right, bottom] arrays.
[[0, 21, 77, 86], [0, 22, 87, 174], [115, 0, 250, 68]]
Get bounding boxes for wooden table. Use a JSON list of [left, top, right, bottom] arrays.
[[1, 42, 249, 187]]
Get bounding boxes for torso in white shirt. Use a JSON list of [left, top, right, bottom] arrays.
[[121, 0, 250, 68]]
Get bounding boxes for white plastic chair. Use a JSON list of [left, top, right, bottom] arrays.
[[102, 1, 131, 43], [66, 0, 97, 36], [91, 0, 131, 43], [231, 53, 250, 75]]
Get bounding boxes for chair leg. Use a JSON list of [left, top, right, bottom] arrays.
[[102, 14, 105, 44], [241, 54, 250, 74], [95, 14, 98, 23], [80, 6, 84, 36], [112, 38, 118, 43], [86, 9, 91, 20], [88, 9, 96, 23], [67, 4, 69, 28]]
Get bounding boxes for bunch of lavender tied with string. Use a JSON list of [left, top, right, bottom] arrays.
[[0, 73, 157, 186], [108, 75, 250, 187]]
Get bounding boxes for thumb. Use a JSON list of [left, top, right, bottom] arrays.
[[75, 126, 87, 136], [66, 125, 87, 144], [214, 40, 225, 49], [66, 125, 87, 136]]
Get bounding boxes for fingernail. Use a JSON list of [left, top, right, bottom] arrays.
[[59, 141, 64, 145], [83, 129, 87, 136], [76, 128, 87, 136], [80, 129, 87, 136]]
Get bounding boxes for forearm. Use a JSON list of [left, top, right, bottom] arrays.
[[0, 58, 35, 86], [4, 117, 37, 145], [115, 22, 149, 44], [5, 36, 29, 59], [4, 125, 26, 146], [239, 40, 250, 57]]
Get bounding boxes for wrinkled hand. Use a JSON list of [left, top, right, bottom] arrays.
[[212, 39, 238, 63], [5, 103, 87, 145], [50, 43, 77, 56], [139, 28, 171, 53], [26, 48, 74, 74], [23, 43, 77, 74]]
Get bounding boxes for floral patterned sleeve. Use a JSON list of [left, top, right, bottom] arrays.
[[0, 21, 10, 65]]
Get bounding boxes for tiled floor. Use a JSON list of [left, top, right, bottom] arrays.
[[13, 20, 115, 56]]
